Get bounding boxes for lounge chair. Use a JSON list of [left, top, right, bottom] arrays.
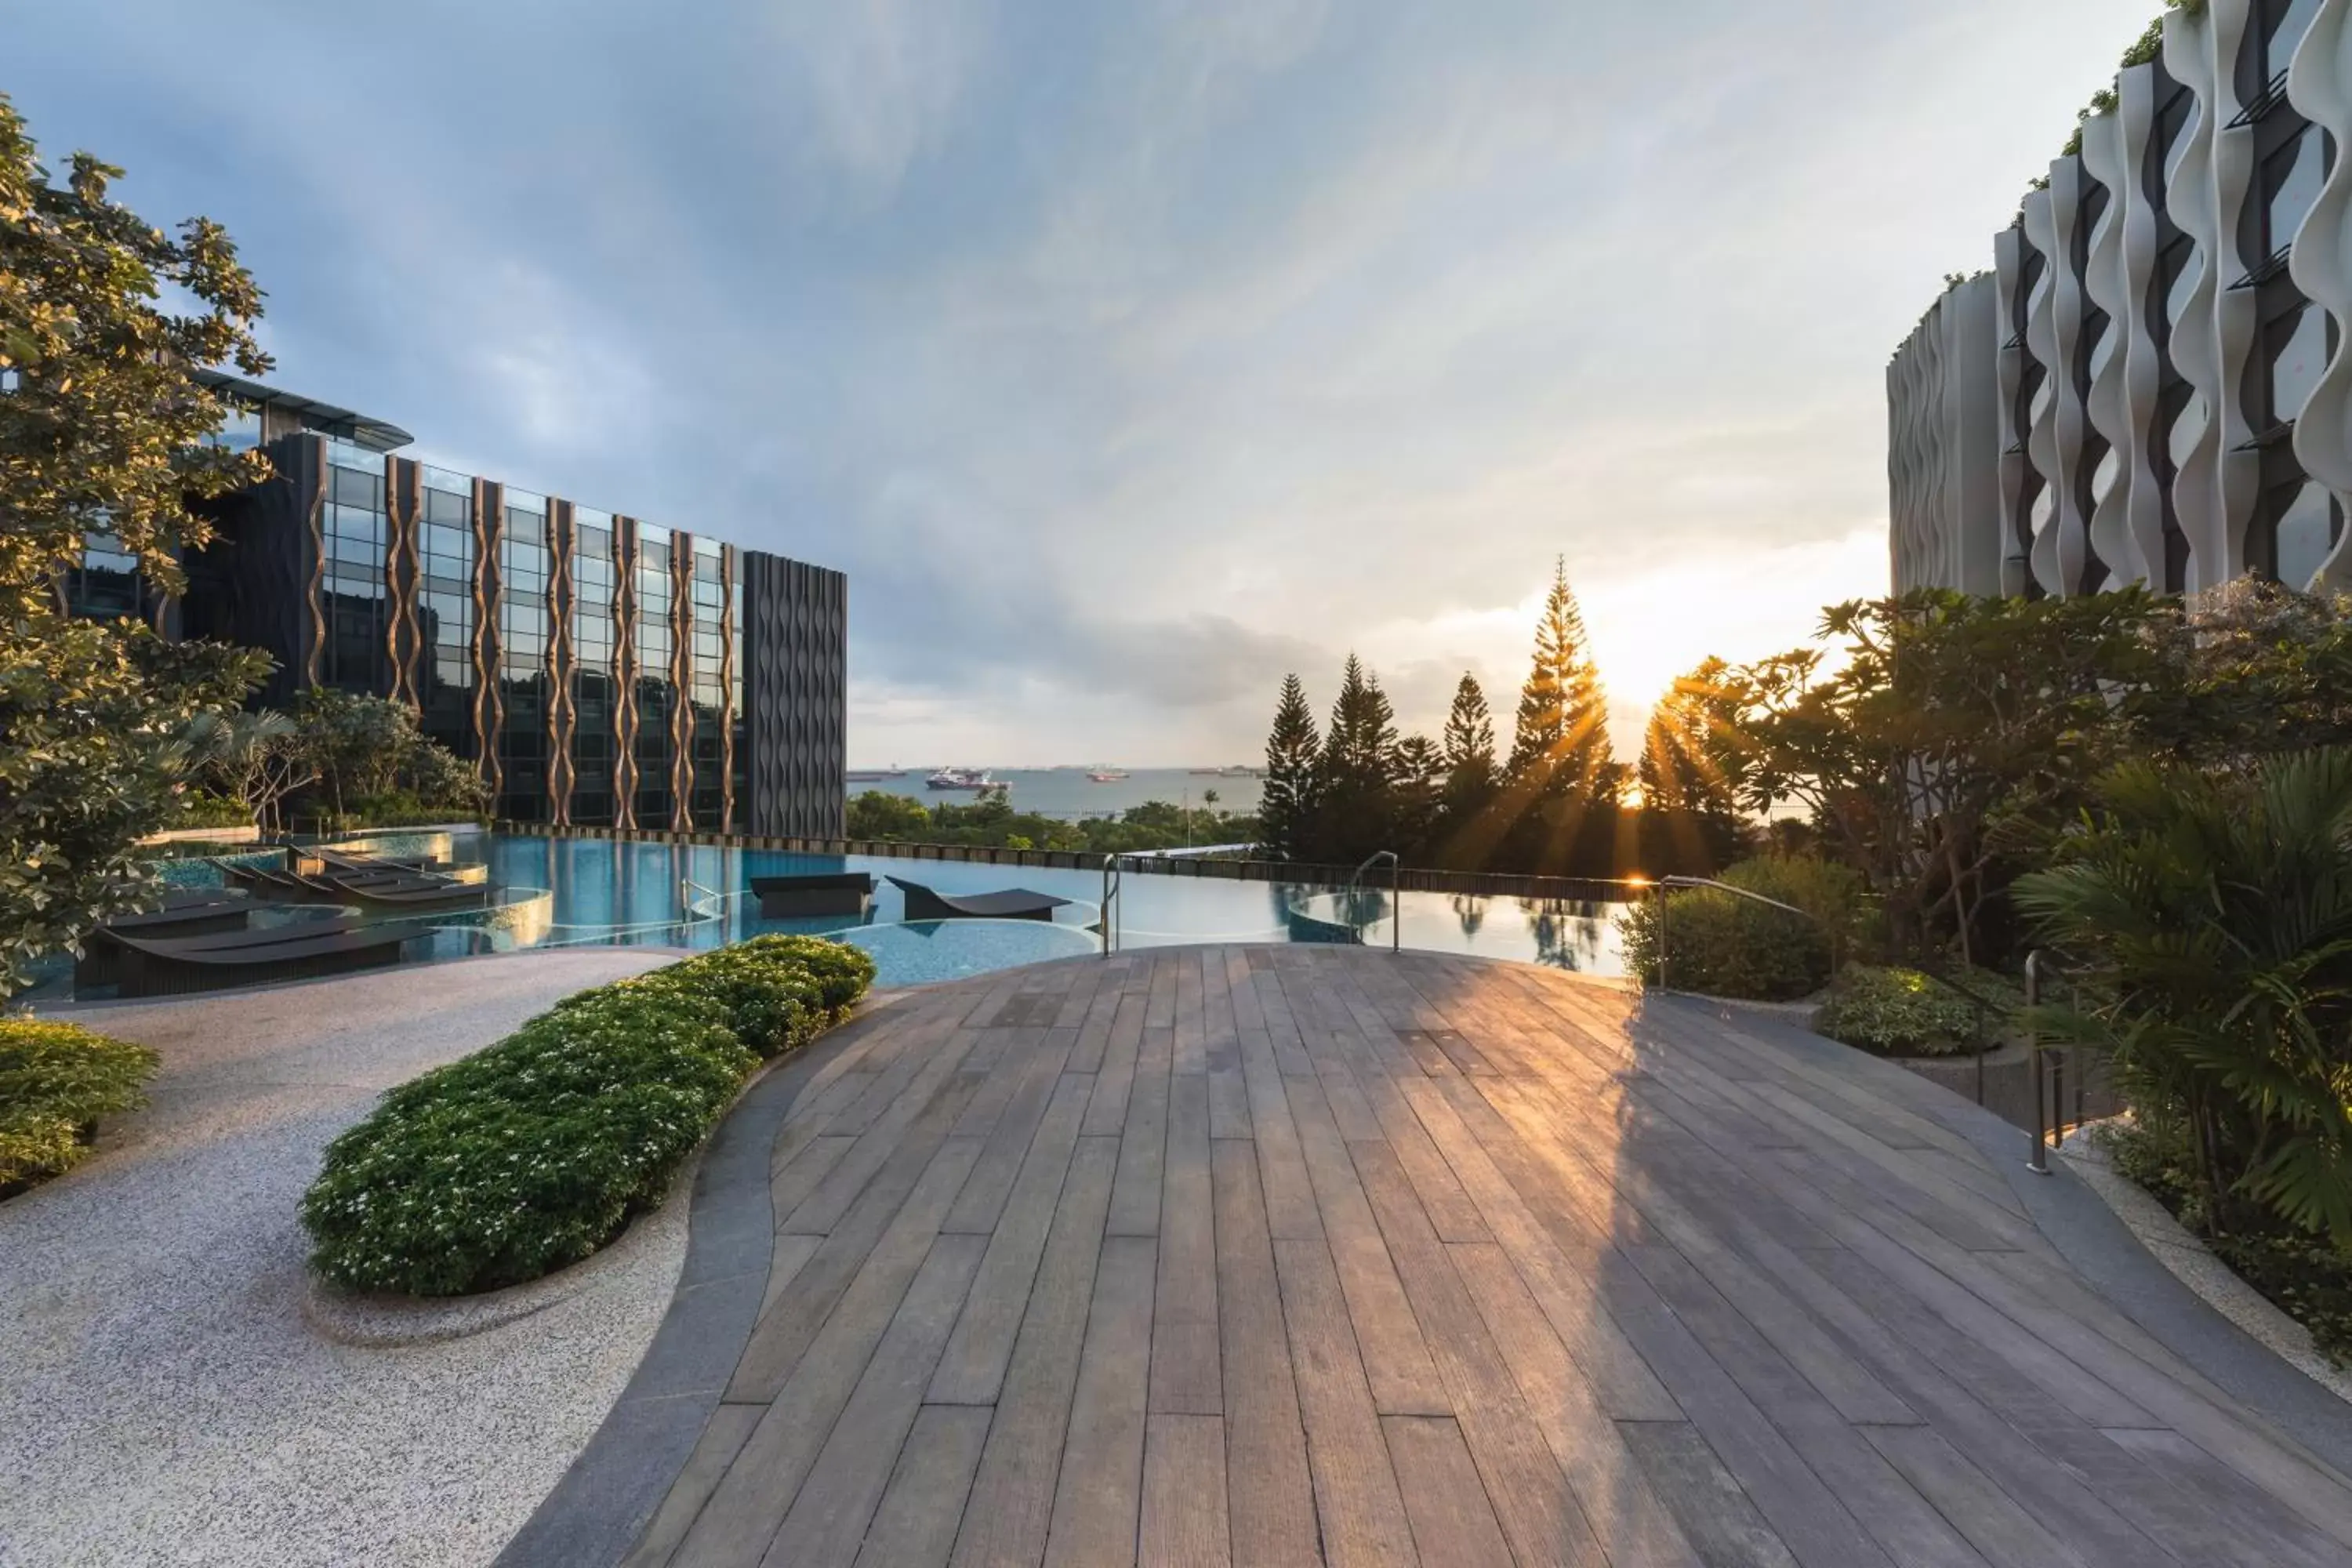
[[313, 871, 489, 910], [750, 873, 875, 919], [74, 895, 258, 990], [110, 916, 412, 996], [885, 876, 1072, 924]]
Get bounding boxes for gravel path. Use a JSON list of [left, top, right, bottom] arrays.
[[0, 949, 678, 1568]]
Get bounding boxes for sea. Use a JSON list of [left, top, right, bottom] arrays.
[[845, 767, 1265, 822]]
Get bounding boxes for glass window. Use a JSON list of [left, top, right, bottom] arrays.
[[208, 401, 263, 453], [2274, 480, 2338, 586], [2267, 125, 2328, 256], [2272, 303, 2331, 423]]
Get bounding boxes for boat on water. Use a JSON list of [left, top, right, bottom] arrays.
[[847, 767, 909, 782], [1087, 768, 1131, 783], [1218, 764, 1261, 779], [927, 767, 996, 792]]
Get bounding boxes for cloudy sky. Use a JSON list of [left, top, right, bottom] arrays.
[[13, 0, 2154, 764]]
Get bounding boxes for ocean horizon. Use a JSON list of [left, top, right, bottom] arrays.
[[845, 766, 1265, 822]]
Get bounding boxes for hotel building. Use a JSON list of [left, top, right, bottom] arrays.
[[1889, 0, 2350, 599], [68, 372, 848, 837]]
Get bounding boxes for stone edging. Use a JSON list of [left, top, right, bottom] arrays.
[[2059, 1117, 2352, 1407], [301, 1138, 706, 1348]]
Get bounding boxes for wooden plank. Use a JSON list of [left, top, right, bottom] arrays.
[[1443, 1243, 1703, 1568], [1616, 1421, 1802, 1568], [762, 1233, 989, 1566], [929, 1073, 1095, 1406], [1350, 1142, 1608, 1568], [769, 1136, 855, 1236], [621, 1403, 762, 1568], [1140, 1414, 1232, 1568], [1270, 1235, 1420, 1568], [853, 1405, 993, 1568], [1069, 984, 1122, 1073], [949, 1134, 1122, 1568], [1207, 1063, 1251, 1142], [1858, 1424, 2085, 1568], [1209, 1138, 1320, 1568], [783, 1029, 981, 1234], [1279, 1072, 1450, 1417], [1238, 1029, 1321, 1242], [735, 1070, 983, 1399], [1044, 1234, 1157, 1567], [1108, 1026, 1174, 1236], [1381, 1416, 1516, 1568], [2101, 1426, 2352, 1568], [1082, 994, 1147, 1138], [758, 1232, 825, 1323], [688, 1138, 986, 1566], [1173, 950, 1207, 1075], [952, 1028, 1048, 1138], [945, 1037, 1083, 1234], [1151, 1073, 1222, 1415]]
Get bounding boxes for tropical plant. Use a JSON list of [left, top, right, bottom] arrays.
[[189, 709, 316, 835], [1812, 965, 1988, 1058], [2015, 750, 2352, 1248], [1617, 855, 1863, 1001], [0, 619, 267, 996], [0, 1018, 160, 1193]]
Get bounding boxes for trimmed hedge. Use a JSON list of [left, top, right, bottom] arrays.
[[1, 1019, 160, 1194], [300, 935, 875, 1297]]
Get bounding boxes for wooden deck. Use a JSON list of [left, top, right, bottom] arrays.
[[620, 946, 2352, 1568]]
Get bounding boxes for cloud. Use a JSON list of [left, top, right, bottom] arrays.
[[5, 0, 2164, 763]]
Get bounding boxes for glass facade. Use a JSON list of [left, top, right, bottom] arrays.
[[689, 537, 727, 829], [571, 511, 619, 826], [419, 466, 477, 761], [633, 523, 677, 829], [64, 532, 142, 620], [497, 491, 551, 821], [321, 443, 389, 692], [729, 550, 748, 831]]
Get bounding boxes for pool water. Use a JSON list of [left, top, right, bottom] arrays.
[[166, 830, 1628, 991]]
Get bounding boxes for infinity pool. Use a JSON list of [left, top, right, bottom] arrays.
[[159, 830, 1629, 991]]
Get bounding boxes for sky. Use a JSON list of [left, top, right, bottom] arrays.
[[9, 0, 2159, 765]]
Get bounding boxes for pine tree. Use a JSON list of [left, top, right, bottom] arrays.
[[1317, 655, 1400, 863], [1441, 673, 1496, 793], [1258, 673, 1321, 860], [1508, 557, 1612, 800], [1638, 656, 1744, 873], [1392, 733, 1445, 862]]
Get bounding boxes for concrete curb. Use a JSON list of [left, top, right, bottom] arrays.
[[2059, 1118, 2352, 1408]]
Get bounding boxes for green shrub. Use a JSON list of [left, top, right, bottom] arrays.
[[1618, 855, 1863, 1000], [1, 1019, 160, 1193], [1813, 965, 1989, 1056], [301, 937, 873, 1296]]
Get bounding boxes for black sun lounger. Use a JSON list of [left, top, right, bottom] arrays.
[[110, 916, 411, 996], [885, 876, 1072, 924], [314, 873, 490, 910], [750, 873, 876, 919], [74, 895, 256, 989]]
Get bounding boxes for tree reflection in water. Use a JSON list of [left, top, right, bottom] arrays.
[[1450, 894, 1486, 938], [1522, 897, 1608, 971]]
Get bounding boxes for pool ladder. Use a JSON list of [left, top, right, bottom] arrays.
[[1348, 850, 1401, 953]]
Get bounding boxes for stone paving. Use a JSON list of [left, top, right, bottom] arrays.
[[0, 949, 673, 1568]]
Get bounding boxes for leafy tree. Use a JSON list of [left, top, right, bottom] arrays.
[[1638, 656, 1746, 874], [2016, 750, 2352, 1247], [0, 619, 266, 995], [0, 97, 275, 995], [0, 94, 271, 614], [1258, 673, 1322, 861], [847, 789, 933, 840], [1715, 589, 2161, 964], [191, 709, 316, 835]]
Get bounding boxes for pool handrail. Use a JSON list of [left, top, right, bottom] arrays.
[[1348, 850, 1402, 954], [1101, 855, 1124, 955]]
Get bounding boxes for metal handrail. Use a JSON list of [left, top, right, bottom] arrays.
[[1100, 855, 1123, 956], [1648, 875, 1819, 991], [681, 877, 724, 920], [2023, 949, 2089, 1174], [1349, 850, 1401, 954]]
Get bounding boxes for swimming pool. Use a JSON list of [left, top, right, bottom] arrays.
[[154, 830, 1629, 991]]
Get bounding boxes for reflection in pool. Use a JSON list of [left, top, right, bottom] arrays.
[[160, 831, 1632, 991]]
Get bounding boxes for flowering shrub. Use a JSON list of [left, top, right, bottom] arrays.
[[300, 937, 873, 1297], [1811, 964, 1991, 1057], [0, 1019, 160, 1194]]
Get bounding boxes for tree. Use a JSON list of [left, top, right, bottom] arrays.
[[0, 619, 267, 994], [1638, 656, 1746, 874], [1505, 558, 1612, 800], [1258, 673, 1322, 861], [1317, 655, 1400, 864], [2016, 750, 2352, 1247], [1, 93, 272, 615], [1392, 734, 1445, 864], [0, 96, 276, 994], [191, 709, 316, 835], [845, 789, 934, 841]]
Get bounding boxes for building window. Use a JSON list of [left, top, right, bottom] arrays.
[[418, 474, 476, 759], [321, 453, 387, 693], [2269, 478, 2339, 586]]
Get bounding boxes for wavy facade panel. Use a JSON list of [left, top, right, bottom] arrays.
[[1889, 274, 2004, 593], [1896, 0, 2344, 597]]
